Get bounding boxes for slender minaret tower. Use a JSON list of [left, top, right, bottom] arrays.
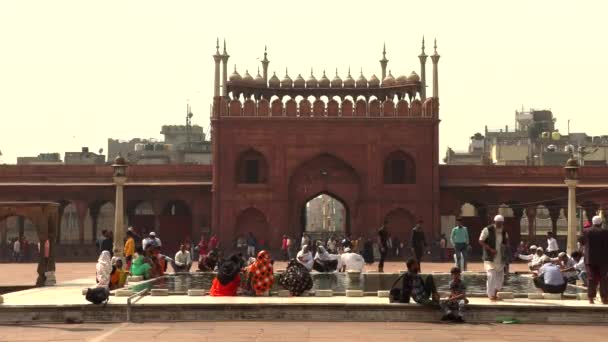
[[379, 42, 388, 81], [213, 38, 221, 97], [261, 45, 270, 84], [431, 38, 440, 98], [220, 39, 230, 97], [418, 36, 428, 100]]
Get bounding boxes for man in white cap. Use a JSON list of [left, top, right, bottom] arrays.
[[580, 215, 608, 304], [340, 247, 365, 272], [517, 245, 545, 271], [142, 231, 162, 251], [479, 214, 510, 301]]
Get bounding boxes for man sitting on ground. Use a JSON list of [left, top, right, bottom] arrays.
[[518, 246, 545, 271], [172, 243, 192, 272], [392, 258, 439, 306], [571, 251, 587, 286], [557, 252, 578, 284], [339, 247, 365, 272], [533, 257, 567, 294]]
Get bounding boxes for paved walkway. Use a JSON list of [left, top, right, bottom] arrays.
[[0, 262, 531, 286], [0, 321, 606, 341]]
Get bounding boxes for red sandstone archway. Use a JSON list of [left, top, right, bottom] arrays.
[[288, 153, 361, 239], [235, 207, 270, 250], [383, 208, 415, 246]]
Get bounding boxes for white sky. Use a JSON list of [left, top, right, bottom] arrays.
[[1, 0, 607, 163]]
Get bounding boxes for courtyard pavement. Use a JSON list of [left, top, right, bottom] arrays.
[[0, 321, 607, 342], [0, 261, 531, 286]]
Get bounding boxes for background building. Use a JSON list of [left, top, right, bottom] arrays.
[[445, 108, 608, 166]]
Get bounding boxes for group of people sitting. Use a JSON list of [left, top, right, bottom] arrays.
[[295, 244, 365, 273], [517, 243, 587, 294]]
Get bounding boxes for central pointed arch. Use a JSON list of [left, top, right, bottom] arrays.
[[288, 153, 362, 238]]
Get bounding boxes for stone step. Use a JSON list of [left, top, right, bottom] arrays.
[[528, 293, 544, 300], [115, 289, 134, 297], [497, 292, 514, 300], [346, 290, 363, 297], [377, 290, 390, 298], [315, 290, 333, 297], [0, 295, 3, 304], [127, 276, 144, 283], [187, 289, 206, 296], [151, 289, 169, 296], [576, 293, 588, 300], [277, 290, 290, 297], [543, 293, 562, 300]]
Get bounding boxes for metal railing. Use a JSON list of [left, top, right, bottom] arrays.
[[126, 288, 149, 322]]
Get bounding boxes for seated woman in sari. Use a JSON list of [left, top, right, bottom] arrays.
[[246, 250, 275, 296], [296, 245, 314, 271], [313, 246, 341, 272], [210, 254, 242, 296], [130, 254, 152, 280], [110, 257, 127, 289], [198, 250, 219, 272], [279, 259, 313, 296]]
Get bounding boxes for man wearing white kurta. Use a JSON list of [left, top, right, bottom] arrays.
[[479, 215, 509, 300]]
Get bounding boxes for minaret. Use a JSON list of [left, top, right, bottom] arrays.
[[212, 38, 221, 97], [431, 38, 441, 98], [379, 42, 388, 81], [220, 39, 230, 97], [261, 45, 270, 85], [418, 36, 428, 100]]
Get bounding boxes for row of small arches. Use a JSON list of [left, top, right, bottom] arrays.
[[222, 97, 438, 118]]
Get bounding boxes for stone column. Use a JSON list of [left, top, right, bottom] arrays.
[[526, 206, 537, 240], [565, 179, 579, 254], [112, 176, 127, 258]]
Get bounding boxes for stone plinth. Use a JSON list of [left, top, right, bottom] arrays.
[[115, 289, 134, 297], [127, 276, 143, 283], [346, 290, 363, 297], [187, 289, 206, 296], [0, 295, 3, 304], [277, 290, 290, 297], [543, 293, 562, 300], [151, 289, 169, 296], [528, 293, 544, 300], [577, 293, 588, 300], [497, 292, 514, 300], [315, 290, 333, 297], [378, 290, 390, 298]]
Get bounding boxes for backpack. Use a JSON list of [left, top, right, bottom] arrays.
[[85, 287, 109, 305], [388, 273, 411, 304]]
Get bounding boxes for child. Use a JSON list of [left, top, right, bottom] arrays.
[[440, 267, 468, 323]]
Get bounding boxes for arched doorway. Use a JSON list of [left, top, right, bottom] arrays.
[[235, 207, 270, 251], [383, 208, 415, 249], [301, 192, 348, 241], [289, 153, 361, 240], [160, 200, 192, 255], [1, 215, 37, 261]]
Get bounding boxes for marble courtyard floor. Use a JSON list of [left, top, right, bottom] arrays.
[[1, 321, 608, 342]]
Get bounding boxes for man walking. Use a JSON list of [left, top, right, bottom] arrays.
[[377, 221, 389, 272], [246, 232, 257, 257], [410, 220, 427, 272], [479, 215, 509, 301], [451, 217, 469, 271], [580, 215, 608, 304]]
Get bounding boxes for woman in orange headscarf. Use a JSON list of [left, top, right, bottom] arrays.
[[248, 250, 275, 296]]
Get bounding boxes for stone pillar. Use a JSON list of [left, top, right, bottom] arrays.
[[112, 176, 127, 258], [526, 206, 537, 240], [76, 201, 88, 244], [221, 40, 230, 97], [90, 205, 100, 244], [549, 206, 560, 236], [431, 39, 440, 99], [17, 216, 25, 240], [418, 36, 428, 100], [213, 39, 221, 98], [565, 179, 579, 254]]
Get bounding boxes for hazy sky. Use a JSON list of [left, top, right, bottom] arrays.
[[1, 0, 607, 163]]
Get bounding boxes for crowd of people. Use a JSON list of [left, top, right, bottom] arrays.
[[90, 212, 608, 323], [5, 237, 49, 262]]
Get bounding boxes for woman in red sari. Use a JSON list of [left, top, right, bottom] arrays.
[[210, 254, 242, 296]]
